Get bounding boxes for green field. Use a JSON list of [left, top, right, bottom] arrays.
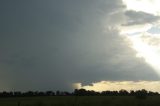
[[0, 96, 160, 106]]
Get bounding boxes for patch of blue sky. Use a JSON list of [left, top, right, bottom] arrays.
[[147, 26, 160, 34], [127, 32, 141, 36]]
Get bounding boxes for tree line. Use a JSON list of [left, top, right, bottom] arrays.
[[74, 89, 159, 97], [0, 89, 158, 97]]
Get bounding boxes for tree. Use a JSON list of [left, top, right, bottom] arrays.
[[135, 89, 147, 99]]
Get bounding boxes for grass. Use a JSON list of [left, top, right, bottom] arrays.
[[0, 96, 160, 106]]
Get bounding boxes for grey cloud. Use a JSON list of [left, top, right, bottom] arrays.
[[124, 10, 160, 26], [0, 0, 159, 91]]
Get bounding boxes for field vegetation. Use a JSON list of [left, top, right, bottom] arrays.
[[0, 96, 160, 106]]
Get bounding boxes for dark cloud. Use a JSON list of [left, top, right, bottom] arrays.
[[124, 10, 160, 26], [0, 0, 159, 91]]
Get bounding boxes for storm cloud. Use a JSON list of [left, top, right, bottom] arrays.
[[0, 0, 159, 91]]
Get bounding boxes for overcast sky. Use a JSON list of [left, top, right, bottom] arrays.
[[1, 0, 160, 91]]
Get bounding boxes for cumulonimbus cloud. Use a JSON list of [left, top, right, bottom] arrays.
[[0, 0, 160, 92]]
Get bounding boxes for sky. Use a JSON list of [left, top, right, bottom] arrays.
[[1, 0, 160, 92]]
